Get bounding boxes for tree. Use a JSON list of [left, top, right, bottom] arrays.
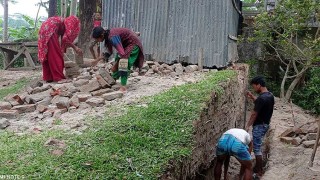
[[78, 0, 98, 59], [48, 0, 57, 17], [0, 0, 16, 5], [1, 0, 16, 42], [2, 0, 8, 42], [253, 0, 320, 102]]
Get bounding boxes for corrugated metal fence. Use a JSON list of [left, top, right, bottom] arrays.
[[102, 0, 240, 67]]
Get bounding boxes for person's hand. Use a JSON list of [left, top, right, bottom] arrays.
[[91, 59, 100, 67], [246, 91, 254, 100], [91, 56, 105, 67], [75, 47, 83, 55], [111, 62, 118, 73]]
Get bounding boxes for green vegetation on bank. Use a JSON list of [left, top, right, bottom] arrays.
[[0, 78, 30, 100], [293, 67, 320, 115], [0, 70, 236, 179]]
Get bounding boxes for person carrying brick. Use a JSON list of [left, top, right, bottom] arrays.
[[38, 15, 82, 82], [89, 12, 102, 59], [91, 26, 144, 93]]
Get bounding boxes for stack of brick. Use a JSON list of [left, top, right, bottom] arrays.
[[280, 126, 319, 148], [0, 60, 204, 129], [64, 61, 80, 78], [142, 61, 200, 77], [0, 64, 123, 125]]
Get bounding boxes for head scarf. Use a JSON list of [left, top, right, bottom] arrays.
[[61, 15, 81, 52], [38, 16, 63, 63]]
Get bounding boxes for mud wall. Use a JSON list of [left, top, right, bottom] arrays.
[[161, 65, 249, 179]]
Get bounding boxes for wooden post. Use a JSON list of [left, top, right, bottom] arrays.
[[24, 58, 28, 67], [309, 118, 320, 167], [198, 48, 204, 70], [3, 0, 9, 43], [61, 0, 67, 18], [4, 47, 26, 70], [70, 0, 77, 16], [3, 52, 13, 69]]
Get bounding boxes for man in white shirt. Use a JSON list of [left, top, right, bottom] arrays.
[[214, 128, 253, 180]]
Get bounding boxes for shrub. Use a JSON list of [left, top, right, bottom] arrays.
[[293, 67, 320, 115]]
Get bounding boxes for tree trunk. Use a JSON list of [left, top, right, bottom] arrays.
[[78, 0, 97, 60], [70, 0, 77, 16], [48, 0, 57, 17], [284, 67, 309, 101], [280, 61, 291, 99], [35, 0, 43, 28], [3, 0, 8, 42]]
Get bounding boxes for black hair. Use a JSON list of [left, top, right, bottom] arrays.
[[92, 26, 105, 38], [250, 76, 266, 87]]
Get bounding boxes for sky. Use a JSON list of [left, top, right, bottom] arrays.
[[0, 0, 48, 18]]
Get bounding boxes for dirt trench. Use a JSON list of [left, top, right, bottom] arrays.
[[160, 65, 249, 179], [160, 64, 320, 180]]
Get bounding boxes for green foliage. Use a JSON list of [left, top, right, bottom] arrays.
[[251, 0, 320, 101], [0, 71, 236, 179], [0, 54, 3, 69], [247, 59, 282, 96], [293, 67, 320, 115], [0, 14, 41, 42], [8, 15, 40, 42], [254, 0, 320, 64], [0, 18, 3, 40]]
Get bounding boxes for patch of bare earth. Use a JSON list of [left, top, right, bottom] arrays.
[[6, 71, 204, 135], [263, 98, 320, 180], [0, 70, 41, 89]]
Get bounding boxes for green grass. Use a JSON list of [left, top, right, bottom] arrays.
[[0, 78, 30, 100], [0, 70, 236, 179]]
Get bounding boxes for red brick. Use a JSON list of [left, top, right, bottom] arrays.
[[0, 110, 20, 119]]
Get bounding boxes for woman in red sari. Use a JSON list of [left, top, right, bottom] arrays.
[[38, 15, 82, 82]]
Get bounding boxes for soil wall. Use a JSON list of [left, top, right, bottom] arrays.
[[161, 64, 249, 179]]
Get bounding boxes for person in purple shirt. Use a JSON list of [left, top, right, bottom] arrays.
[[91, 26, 144, 92]]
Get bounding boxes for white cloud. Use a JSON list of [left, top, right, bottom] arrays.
[[0, 0, 48, 18]]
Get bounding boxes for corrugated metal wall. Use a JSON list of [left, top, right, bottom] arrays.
[[102, 0, 240, 67]]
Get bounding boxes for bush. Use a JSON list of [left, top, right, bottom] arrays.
[[293, 67, 320, 115], [247, 59, 282, 97]]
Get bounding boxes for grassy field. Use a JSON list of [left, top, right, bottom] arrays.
[[0, 70, 236, 179], [0, 78, 30, 100]]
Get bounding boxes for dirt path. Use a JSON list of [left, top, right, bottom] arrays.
[[263, 98, 320, 180], [0, 70, 41, 88]]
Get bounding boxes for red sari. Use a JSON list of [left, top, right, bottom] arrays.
[[38, 16, 80, 82]]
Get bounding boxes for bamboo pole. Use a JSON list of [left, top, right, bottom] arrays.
[[3, 0, 8, 42], [198, 48, 204, 70], [61, 0, 67, 18], [70, 0, 77, 16], [309, 118, 320, 167]]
